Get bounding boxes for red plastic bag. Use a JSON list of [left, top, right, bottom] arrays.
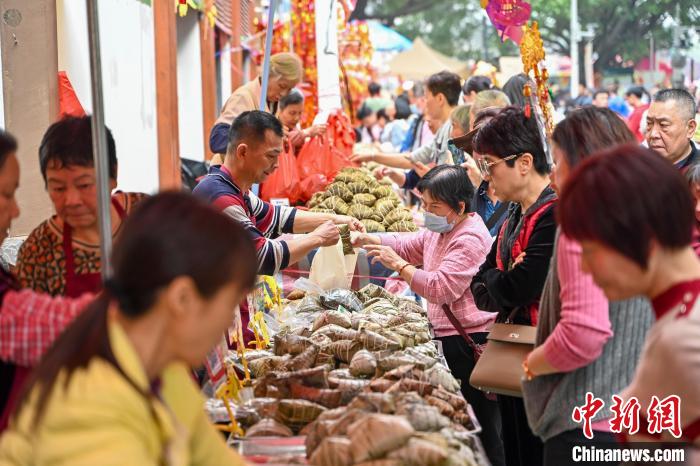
[[260, 145, 302, 203], [297, 136, 326, 180], [298, 173, 328, 202], [58, 71, 86, 118], [297, 132, 354, 182]]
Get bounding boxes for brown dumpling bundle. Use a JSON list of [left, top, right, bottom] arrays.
[[322, 196, 350, 215], [370, 185, 394, 199], [387, 221, 418, 233], [387, 438, 449, 466], [327, 183, 354, 202], [245, 418, 294, 438], [349, 349, 378, 378], [334, 172, 356, 184], [275, 399, 326, 431], [347, 414, 415, 463], [348, 203, 376, 220], [312, 310, 352, 331], [361, 219, 385, 233], [309, 437, 354, 466], [375, 199, 396, 218], [352, 193, 377, 207], [384, 208, 413, 226], [347, 181, 370, 194], [308, 195, 322, 209]]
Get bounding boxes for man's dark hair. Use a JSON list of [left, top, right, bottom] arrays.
[[473, 106, 550, 175], [653, 88, 697, 121], [0, 129, 18, 171], [426, 71, 462, 107], [417, 164, 474, 213], [463, 76, 492, 96], [39, 116, 117, 184], [625, 86, 645, 99], [593, 89, 609, 100], [376, 108, 389, 122], [368, 82, 381, 96], [560, 144, 694, 268], [227, 111, 284, 153], [357, 104, 373, 121], [279, 89, 304, 110]]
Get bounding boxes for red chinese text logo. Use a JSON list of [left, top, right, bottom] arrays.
[[572, 392, 605, 439]]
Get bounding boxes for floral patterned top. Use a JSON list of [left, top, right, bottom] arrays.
[[14, 192, 146, 296]]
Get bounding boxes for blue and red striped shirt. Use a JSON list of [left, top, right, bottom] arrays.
[[193, 165, 296, 275]]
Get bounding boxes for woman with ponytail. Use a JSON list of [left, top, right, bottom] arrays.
[[0, 189, 255, 465]]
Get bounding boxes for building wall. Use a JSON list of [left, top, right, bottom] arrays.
[[56, 0, 159, 193], [1, 0, 58, 236], [176, 12, 204, 162]]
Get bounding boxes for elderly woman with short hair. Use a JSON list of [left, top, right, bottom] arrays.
[[210, 52, 303, 163], [353, 165, 505, 466]]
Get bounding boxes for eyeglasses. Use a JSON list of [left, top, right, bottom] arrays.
[[477, 153, 523, 177]]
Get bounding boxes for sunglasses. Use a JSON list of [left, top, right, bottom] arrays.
[[477, 153, 524, 177]]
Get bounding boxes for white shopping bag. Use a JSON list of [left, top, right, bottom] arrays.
[[309, 239, 358, 290]]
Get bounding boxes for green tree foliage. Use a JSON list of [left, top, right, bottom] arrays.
[[353, 0, 700, 70]]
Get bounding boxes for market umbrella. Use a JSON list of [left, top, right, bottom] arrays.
[[388, 37, 469, 80], [367, 21, 412, 52]]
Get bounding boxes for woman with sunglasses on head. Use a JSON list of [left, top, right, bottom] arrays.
[[0, 191, 254, 465], [352, 165, 505, 466], [521, 107, 655, 466], [469, 106, 557, 466]]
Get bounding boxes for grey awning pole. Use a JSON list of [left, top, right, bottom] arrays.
[[86, 0, 113, 279], [259, 0, 279, 108]]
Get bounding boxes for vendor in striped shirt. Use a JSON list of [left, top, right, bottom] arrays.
[[194, 111, 365, 339]]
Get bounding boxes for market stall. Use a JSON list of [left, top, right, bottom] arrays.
[[205, 281, 490, 465]]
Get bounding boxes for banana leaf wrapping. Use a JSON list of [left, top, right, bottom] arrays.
[[347, 181, 370, 194], [360, 284, 400, 306], [327, 183, 354, 203], [387, 221, 418, 233], [361, 219, 385, 233], [308, 192, 327, 208], [347, 203, 376, 221], [246, 418, 294, 438], [338, 224, 354, 255], [370, 185, 394, 199], [347, 414, 415, 463], [374, 199, 397, 218], [322, 196, 350, 215], [334, 172, 356, 184], [383, 208, 413, 226], [387, 437, 449, 466], [352, 193, 377, 207], [309, 436, 354, 466], [275, 399, 326, 432]]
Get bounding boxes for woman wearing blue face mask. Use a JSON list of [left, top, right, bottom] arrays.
[[352, 164, 506, 466]]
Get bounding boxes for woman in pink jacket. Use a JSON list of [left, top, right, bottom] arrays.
[[353, 164, 505, 466]]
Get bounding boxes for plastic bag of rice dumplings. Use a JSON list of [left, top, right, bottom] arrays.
[[309, 239, 358, 290]]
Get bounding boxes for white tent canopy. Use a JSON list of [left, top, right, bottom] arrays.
[[388, 37, 469, 80]]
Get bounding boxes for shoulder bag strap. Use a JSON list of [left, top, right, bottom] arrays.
[[441, 304, 485, 359], [484, 201, 509, 232]]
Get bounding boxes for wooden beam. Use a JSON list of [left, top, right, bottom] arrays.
[[153, 0, 181, 189], [231, 0, 244, 90], [199, 16, 216, 161], [0, 0, 57, 235]]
